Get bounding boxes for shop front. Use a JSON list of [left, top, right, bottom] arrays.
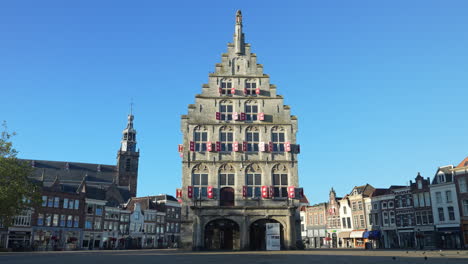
[[33, 227, 81, 251], [82, 232, 102, 250], [7, 228, 32, 251], [337, 231, 352, 248], [306, 229, 326, 248], [397, 229, 415, 248], [436, 227, 463, 249], [414, 226, 436, 249], [363, 230, 381, 249], [350, 230, 367, 248]]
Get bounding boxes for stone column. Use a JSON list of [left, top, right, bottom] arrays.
[[286, 209, 296, 249], [240, 215, 249, 250]]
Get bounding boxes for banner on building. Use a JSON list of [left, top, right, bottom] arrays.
[[266, 223, 281, 251]]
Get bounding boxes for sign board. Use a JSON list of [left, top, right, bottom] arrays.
[[266, 223, 281, 251]]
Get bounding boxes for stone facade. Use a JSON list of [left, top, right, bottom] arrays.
[[179, 10, 301, 250]]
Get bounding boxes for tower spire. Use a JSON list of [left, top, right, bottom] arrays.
[[234, 10, 244, 55], [120, 109, 137, 152]]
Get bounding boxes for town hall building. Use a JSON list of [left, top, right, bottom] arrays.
[[178, 10, 302, 250]]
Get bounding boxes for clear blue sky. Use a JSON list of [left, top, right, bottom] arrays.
[[1, 1, 468, 205]]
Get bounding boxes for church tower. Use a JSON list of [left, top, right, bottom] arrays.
[[179, 11, 301, 250], [117, 112, 140, 197]]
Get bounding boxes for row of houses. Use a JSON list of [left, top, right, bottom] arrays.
[[300, 157, 468, 250], [0, 176, 181, 251]]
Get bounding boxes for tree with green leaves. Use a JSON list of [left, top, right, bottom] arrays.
[[0, 121, 41, 227]]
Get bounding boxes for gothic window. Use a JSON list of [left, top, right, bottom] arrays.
[[192, 164, 209, 199], [245, 164, 261, 198], [272, 164, 288, 197], [220, 79, 232, 95], [219, 100, 233, 121], [245, 126, 259, 152], [220, 126, 233, 152], [245, 79, 257, 95], [125, 158, 131, 172], [219, 164, 235, 186], [193, 126, 208, 152], [245, 100, 258, 121], [271, 127, 285, 152]]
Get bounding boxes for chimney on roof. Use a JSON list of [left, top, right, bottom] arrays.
[[97, 164, 101, 172], [65, 162, 70, 170], [31, 160, 35, 168]]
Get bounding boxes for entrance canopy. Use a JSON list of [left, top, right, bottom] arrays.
[[338, 231, 351, 238], [350, 230, 365, 238]]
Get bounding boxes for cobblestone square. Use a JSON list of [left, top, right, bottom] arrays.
[[1, 249, 467, 264]]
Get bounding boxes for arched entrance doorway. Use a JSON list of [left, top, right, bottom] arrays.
[[249, 219, 284, 250], [204, 219, 240, 250], [220, 187, 234, 206]]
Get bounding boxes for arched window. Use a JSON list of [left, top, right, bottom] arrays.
[[219, 164, 235, 186], [192, 164, 209, 199], [245, 126, 259, 152], [245, 164, 262, 198], [220, 79, 232, 95], [271, 127, 286, 152], [193, 126, 208, 151], [219, 100, 233, 121], [245, 79, 257, 95], [220, 126, 234, 152], [272, 164, 288, 197], [245, 100, 258, 121]]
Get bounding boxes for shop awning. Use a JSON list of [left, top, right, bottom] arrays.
[[338, 231, 351, 238], [369, 230, 381, 239], [350, 230, 365, 238]]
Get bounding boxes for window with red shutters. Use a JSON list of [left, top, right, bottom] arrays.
[[245, 79, 257, 95], [220, 80, 232, 95], [246, 127, 259, 152]]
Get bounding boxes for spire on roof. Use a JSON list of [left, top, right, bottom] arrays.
[[234, 10, 244, 55]]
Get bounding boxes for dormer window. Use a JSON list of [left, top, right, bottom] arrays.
[[417, 180, 422, 189], [437, 172, 446, 183]]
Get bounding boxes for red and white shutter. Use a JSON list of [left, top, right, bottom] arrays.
[[259, 142, 265, 152], [261, 186, 269, 198], [207, 186, 214, 199], [206, 141, 212, 152], [233, 141, 239, 152], [187, 186, 193, 198], [242, 141, 248, 152], [218, 88, 222, 95], [178, 144, 184, 152], [216, 141, 221, 152], [268, 142, 274, 152], [285, 142, 291, 152], [240, 112, 246, 121], [255, 88, 260, 95], [288, 186, 295, 198], [259, 112, 265, 121], [269, 186, 275, 198], [244, 88, 248, 95], [216, 112, 221, 120], [233, 112, 238, 120], [176, 188, 182, 198], [231, 87, 236, 95], [189, 141, 195, 151], [242, 186, 247, 198]]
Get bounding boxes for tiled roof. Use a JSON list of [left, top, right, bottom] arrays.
[[456, 156, 468, 168], [24, 159, 117, 185]]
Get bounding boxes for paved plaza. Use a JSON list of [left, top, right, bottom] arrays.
[[1, 249, 467, 264]]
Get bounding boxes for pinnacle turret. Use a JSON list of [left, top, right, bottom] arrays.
[[120, 111, 137, 152], [234, 10, 244, 55]]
